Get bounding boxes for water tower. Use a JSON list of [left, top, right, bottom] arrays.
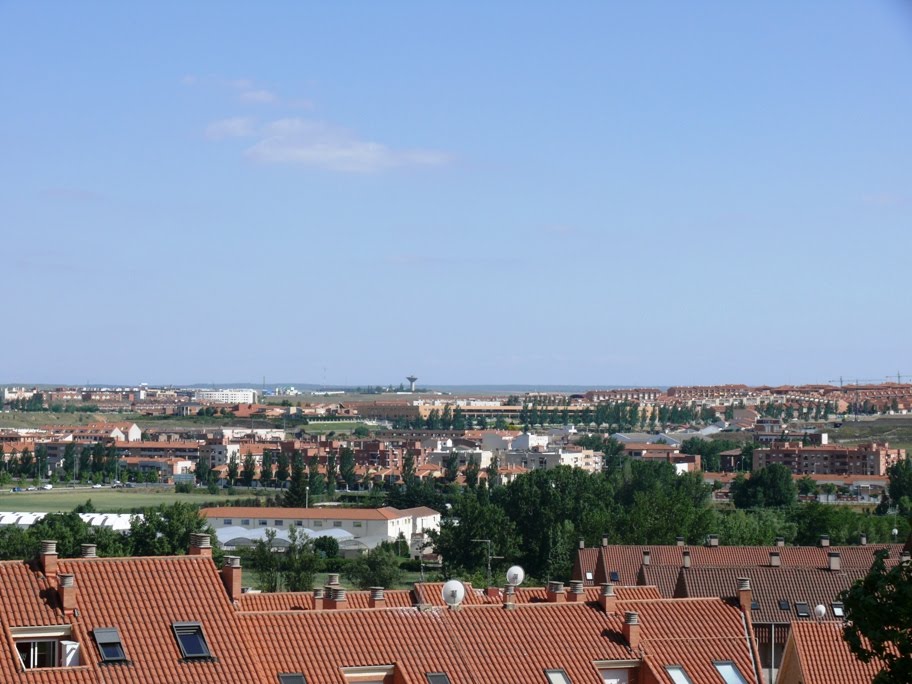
[[406, 375, 418, 392]]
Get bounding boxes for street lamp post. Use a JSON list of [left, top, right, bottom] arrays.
[[306, 485, 310, 509]]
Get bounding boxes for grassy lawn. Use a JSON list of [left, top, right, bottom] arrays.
[[829, 415, 912, 452], [0, 487, 237, 513]]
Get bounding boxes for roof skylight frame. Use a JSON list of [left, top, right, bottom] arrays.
[[794, 602, 810, 618], [171, 621, 213, 660], [93, 627, 128, 664], [545, 669, 572, 684], [426, 674, 452, 684], [712, 661, 750, 684], [665, 665, 695, 684], [831, 602, 845, 618], [278, 675, 307, 684]]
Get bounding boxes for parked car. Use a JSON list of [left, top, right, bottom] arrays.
[[41, 484, 53, 490], [10, 487, 22, 493], [92, 483, 103, 489], [26, 486, 37, 491]]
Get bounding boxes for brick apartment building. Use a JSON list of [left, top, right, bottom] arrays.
[[752, 441, 905, 476]]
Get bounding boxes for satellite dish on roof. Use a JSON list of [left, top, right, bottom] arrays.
[[814, 604, 826, 619], [506, 565, 525, 586], [441, 580, 466, 608]]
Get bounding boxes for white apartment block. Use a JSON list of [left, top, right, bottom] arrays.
[[194, 389, 258, 404]]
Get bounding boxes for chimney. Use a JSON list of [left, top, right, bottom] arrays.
[[599, 583, 616, 613], [58, 573, 77, 615], [39, 540, 58, 580], [860, 533, 868, 546], [485, 586, 500, 600], [369, 587, 386, 608], [623, 611, 640, 651], [642, 550, 651, 566], [707, 534, 719, 547], [326, 586, 347, 610], [579, 539, 585, 549], [503, 583, 516, 610], [601, 534, 609, 548], [221, 556, 242, 602], [568, 580, 585, 602], [818, 534, 830, 548], [682, 549, 691, 569], [189, 533, 212, 557], [737, 577, 752, 613], [827, 552, 841, 572], [312, 587, 324, 610], [546, 581, 566, 603], [775, 537, 785, 547], [676, 536, 685, 547], [80, 543, 97, 558], [901, 551, 910, 564], [326, 573, 341, 586], [769, 551, 781, 568]]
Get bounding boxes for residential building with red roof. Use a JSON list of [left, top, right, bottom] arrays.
[[0, 535, 767, 683], [777, 621, 887, 684]]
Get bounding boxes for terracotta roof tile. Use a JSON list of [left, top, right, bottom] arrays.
[[784, 621, 886, 683]]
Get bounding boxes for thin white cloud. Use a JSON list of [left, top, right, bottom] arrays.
[[205, 117, 257, 140], [239, 89, 278, 104], [241, 118, 449, 173]]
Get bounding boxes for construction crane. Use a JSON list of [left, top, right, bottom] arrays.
[[825, 377, 886, 422]]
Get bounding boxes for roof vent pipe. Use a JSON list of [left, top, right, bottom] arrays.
[[819, 534, 830, 548], [682, 549, 691, 569], [676, 536, 685, 546], [828, 552, 841, 572], [769, 551, 781, 567], [775, 537, 785, 547], [80, 544, 97, 558], [642, 550, 651, 566]]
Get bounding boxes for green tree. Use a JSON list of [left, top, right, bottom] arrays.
[[730, 465, 797, 509], [797, 475, 818, 496], [465, 455, 480, 489], [307, 456, 325, 496], [240, 452, 256, 487], [432, 493, 520, 578], [249, 529, 282, 592], [886, 458, 912, 515], [443, 451, 459, 483], [275, 450, 290, 486], [283, 527, 319, 592], [226, 456, 240, 486], [128, 502, 219, 560], [314, 535, 339, 558], [841, 549, 912, 684], [353, 425, 370, 438], [339, 447, 357, 490], [325, 454, 337, 497], [261, 450, 274, 487], [344, 546, 403, 589]]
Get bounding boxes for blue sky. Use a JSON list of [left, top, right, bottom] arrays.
[[2, 2, 911, 387]]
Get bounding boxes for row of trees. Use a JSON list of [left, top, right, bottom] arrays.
[[0, 501, 217, 562], [428, 461, 910, 585], [0, 443, 125, 483]]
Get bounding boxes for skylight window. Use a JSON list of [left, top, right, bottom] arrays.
[[750, 600, 760, 611], [831, 602, 844, 618], [795, 602, 810, 618], [778, 599, 790, 611], [665, 665, 694, 684], [609, 571, 620, 582], [427, 674, 452, 684], [171, 622, 212, 659], [545, 669, 572, 684], [93, 628, 127, 663], [278, 675, 307, 684], [585, 572, 594, 581], [713, 662, 749, 684]]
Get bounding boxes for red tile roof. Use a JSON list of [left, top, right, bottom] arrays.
[[784, 621, 885, 684]]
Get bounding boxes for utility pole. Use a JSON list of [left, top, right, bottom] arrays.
[[471, 538, 503, 588]]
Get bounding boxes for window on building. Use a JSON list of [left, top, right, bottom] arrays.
[[665, 666, 694, 684], [598, 669, 630, 684], [426, 674, 452, 684], [353, 521, 363, 528], [314, 520, 323, 527], [223, 519, 232, 526], [93, 627, 127, 663], [831, 602, 844, 617], [609, 571, 620, 582], [241, 519, 250, 526], [171, 622, 212, 659], [585, 572, 594, 581], [296, 520, 303, 526], [795, 602, 810, 618], [278, 675, 307, 684], [778, 599, 790, 611], [11, 626, 78, 669], [545, 669, 572, 684], [713, 662, 749, 684], [333, 521, 342, 527], [274, 520, 284, 526], [258, 520, 268, 526]]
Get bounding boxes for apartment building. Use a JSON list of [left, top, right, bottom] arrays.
[[753, 441, 905, 476]]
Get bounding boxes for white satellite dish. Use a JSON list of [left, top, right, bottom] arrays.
[[506, 565, 525, 586], [441, 580, 466, 608], [814, 604, 826, 619]]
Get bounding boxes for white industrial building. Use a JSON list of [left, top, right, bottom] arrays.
[[193, 389, 258, 404]]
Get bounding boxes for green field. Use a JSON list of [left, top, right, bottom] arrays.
[[0, 487, 238, 513], [829, 415, 912, 452]]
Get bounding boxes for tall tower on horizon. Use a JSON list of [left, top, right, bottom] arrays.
[[406, 375, 418, 392]]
